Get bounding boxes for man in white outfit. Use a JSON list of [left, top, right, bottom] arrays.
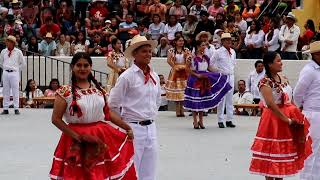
[[108, 35, 161, 180], [212, 33, 236, 128], [0, 36, 26, 115], [294, 41, 320, 180]]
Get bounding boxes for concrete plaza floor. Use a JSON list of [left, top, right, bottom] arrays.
[[0, 109, 299, 180]]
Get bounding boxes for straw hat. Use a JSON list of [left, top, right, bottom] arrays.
[[45, 32, 53, 38], [15, 19, 23, 25], [304, 41, 320, 54], [12, 0, 19, 4], [105, 19, 111, 24], [221, 33, 232, 40], [5, 35, 17, 44], [286, 12, 296, 21], [124, 35, 157, 60], [195, 31, 212, 41]]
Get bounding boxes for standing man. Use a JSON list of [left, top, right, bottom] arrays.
[[212, 33, 236, 128], [294, 41, 320, 180], [0, 36, 26, 115], [246, 60, 265, 105], [279, 12, 300, 60], [108, 35, 161, 180]]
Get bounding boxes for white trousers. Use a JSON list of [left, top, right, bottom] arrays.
[[300, 111, 320, 180], [2, 71, 20, 110], [217, 74, 234, 123], [129, 122, 158, 180]]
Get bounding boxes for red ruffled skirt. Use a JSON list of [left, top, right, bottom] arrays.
[[249, 104, 312, 178], [49, 121, 137, 180]]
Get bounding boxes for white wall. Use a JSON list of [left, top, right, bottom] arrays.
[[21, 56, 308, 90]]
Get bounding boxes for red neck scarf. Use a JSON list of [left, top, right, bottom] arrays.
[[144, 66, 156, 85], [8, 48, 13, 57], [226, 47, 232, 56]]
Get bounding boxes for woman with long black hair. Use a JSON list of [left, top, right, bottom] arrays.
[[245, 20, 265, 59], [263, 18, 280, 52], [249, 51, 312, 179], [49, 52, 136, 179]]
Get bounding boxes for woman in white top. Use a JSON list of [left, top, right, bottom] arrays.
[[106, 38, 129, 93], [23, 79, 44, 108], [263, 18, 280, 52], [165, 36, 192, 117], [245, 20, 265, 59], [148, 14, 165, 41], [49, 52, 136, 179], [162, 15, 183, 44], [71, 31, 90, 55]]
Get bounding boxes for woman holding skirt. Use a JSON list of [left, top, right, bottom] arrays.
[[249, 52, 312, 179], [184, 40, 232, 129], [165, 36, 192, 117], [49, 52, 136, 180], [106, 38, 129, 93]]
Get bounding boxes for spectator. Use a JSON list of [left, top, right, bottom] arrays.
[[137, 21, 148, 36], [109, 18, 120, 37], [89, 0, 109, 22], [234, 11, 247, 34], [71, 31, 90, 55], [232, 80, 253, 115], [263, 18, 280, 52], [225, 17, 242, 53], [148, 14, 165, 41], [194, 10, 216, 36], [215, 12, 227, 30], [5, 14, 23, 36], [212, 29, 224, 49], [39, 16, 61, 38], [44, 78, 60, 97], [75, 0, 91, 23], [39, 1, 55, 26], [0, 23, 7, 51], [15, 33, 27, 53], [155, 37, 171, 57], [115, 0, 131, 22], [158, 74, 168, 111], [245, 20, 264, 59], [163, 15, 183, 43], [87, 18, 104, 38], [246, 60, 265, 106], [125, 29, 138, 49], [261, 13, 271, 34], [22, 0, 39, 38], [135, 0, 150, 23], [279, 12, 300, 60], [23, 79, 44, 108], [148, 0, 167, 22], [9, 0, 22, 20], [169, 0, 188, 22], [56, 0, 74, 35], [242, 0, 260, 26], [189, 0, 207, 21], [298, 19, 315, 49], [195, 31, 215, 58], [39, 32, 57, 56], [88, 33, 107, 56], [182, 13, 198, 47], [55, 34, 71, 56], [224, 0, 240, 18], [26, 36, 39, 55], [0, 7, 8, 21], [118, 13, 137, 46], [208, 0, 225, 19]]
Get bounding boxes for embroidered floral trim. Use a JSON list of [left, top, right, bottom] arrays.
[[56, 85, 105, 99]]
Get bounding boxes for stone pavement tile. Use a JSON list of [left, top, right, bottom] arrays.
[[0, 109, 299, 180]]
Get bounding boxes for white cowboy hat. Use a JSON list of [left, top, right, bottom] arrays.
[[303, 41, 320, 54], [5, 35, 17, 44], [195, 31, 212, 41], [45, 32, 53, 38], [124, 35, 157, 60], [15, 19, 23, 25], [105, 19, 111, 24], [221, 33, 232, 40], [12, 0, 20, 4], [286, 12, 296, 21]]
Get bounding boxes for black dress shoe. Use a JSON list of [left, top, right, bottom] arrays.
[[1, 110, 9, 115], [226, 121, 236, 128], [14, 109, 20, 115], [193, 122, 200, 129], [198, 122, 205, 129], [218, 122, 225, 128]]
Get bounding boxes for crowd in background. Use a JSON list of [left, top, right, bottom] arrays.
[[0, 0, 317, 59]]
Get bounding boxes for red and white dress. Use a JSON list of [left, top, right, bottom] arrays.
[[49, 85, 137, 180], [249, 77, 312, 178]]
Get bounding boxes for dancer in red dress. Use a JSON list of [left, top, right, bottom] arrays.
[[49, 52, 137, 180], [249, 52, 312, 179]]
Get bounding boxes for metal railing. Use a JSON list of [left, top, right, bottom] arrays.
[[20, 51, 108, 90]]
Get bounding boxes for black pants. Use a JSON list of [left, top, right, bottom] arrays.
[[281, 52, 298, 60], [247, 48, 263, 59], [75, 1, 90, 22]]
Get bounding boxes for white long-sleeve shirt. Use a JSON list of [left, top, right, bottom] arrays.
[[211, 46, 236, 75], [0, 48, 26, 71], [246, 70, 265, 99], [244, 29, 265, 48], [108, 64, 162, 122], [264, 29, 280, 51], [279, 24, 300, 52], [293, 60, 320, 112]]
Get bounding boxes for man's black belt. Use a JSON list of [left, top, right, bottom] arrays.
[[5, 70, 15, 72], [130, 120, 154, 126]]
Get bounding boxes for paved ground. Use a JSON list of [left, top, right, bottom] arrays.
[[0, 109, 299, 180]]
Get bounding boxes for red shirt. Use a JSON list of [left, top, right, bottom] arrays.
[[39, 24, 61, 38], [89, 7, 109, 20]]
